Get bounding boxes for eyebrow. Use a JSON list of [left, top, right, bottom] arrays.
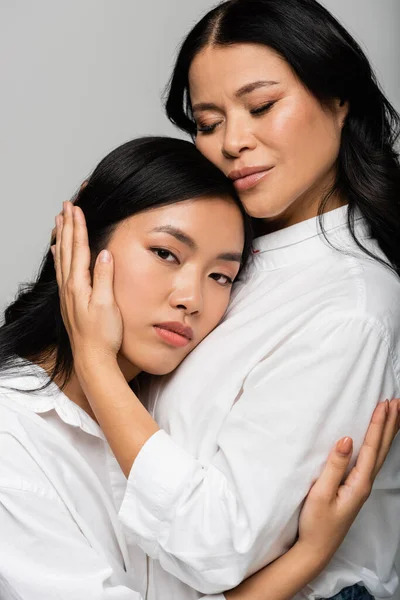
[[151, 225, 196, 249], [150, 225, 242, 263], [192, 80, 279, 114], [235, 79, 279, 98]]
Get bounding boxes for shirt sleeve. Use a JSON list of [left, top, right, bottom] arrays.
[[119, 313, 399, 594]]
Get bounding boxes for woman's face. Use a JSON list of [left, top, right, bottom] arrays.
[[106, 197, 244, 377], [189, 44, 348, 229]]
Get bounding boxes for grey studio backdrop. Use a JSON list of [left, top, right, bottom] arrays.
[[1, 1, 400, 598]]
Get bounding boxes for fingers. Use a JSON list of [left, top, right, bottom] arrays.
[[60, 201, 74, 283], [309, 437, 353, 503], [338, 400, 399, 508], [373, 399, 400, 477], [52, 203, 91, 292], [70, 206, 91, 290], [91, 250, 116, 308], [54, 214, 63, 289], [351, 401, 387, 486]]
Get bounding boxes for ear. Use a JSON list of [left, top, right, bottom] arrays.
[[80, 180, 89, 192], [334, 98, 349, 129]]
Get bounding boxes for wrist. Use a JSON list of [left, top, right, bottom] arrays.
[[294, 539, 330, 575], [73, 346, 118, 375]]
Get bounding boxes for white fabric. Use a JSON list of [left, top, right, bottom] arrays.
[[119, 206, 400, 600], [0, 366, 221, 600]]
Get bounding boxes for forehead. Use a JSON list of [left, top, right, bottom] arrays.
[[189, 43, 291, 100], [115, 197, 244, 251]]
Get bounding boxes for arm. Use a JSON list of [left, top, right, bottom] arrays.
[[55, 204, 400, 593], [1, 405, 397, 600], [226, 402, 399, 600], [76, 331, 396, 596]]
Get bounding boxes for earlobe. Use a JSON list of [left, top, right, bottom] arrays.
[[336, 98, 349, 128]]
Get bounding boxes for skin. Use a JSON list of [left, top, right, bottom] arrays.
[[189, 43, 349, 231], [107, 197, 243, 378], [57, 196, 244, 418], [48, 40, 399, 600], [52, 202, 400, 600]]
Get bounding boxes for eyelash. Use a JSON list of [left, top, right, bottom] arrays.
[[151, 247, 179, 264], [196, 123, 219, 135], [210, 273, 234, 286], [196, 101, 275, 135], [151, 248, 234, 287], [250, 101, 275, 116]]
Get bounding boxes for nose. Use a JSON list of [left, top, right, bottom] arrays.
[[221, 116, 257, 159], [169, 275, 203, 317]]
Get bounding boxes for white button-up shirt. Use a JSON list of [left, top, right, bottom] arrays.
[[118, 207, 400, 600], [0, 367, 222, 600]]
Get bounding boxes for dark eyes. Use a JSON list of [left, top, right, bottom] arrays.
[[196, 101, 275, 135], [209, 273, 234, 286], [151, 248, 179, 263], [151, 248, 234, 287]]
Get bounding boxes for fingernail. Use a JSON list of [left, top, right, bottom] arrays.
[[337, 437, 352, 456], [99, 249, 111, 263]]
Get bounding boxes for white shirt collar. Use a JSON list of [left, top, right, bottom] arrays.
[[252, 205, 369, 270], [0, 360, 103, 439]]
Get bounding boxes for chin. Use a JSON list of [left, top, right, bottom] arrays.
[[122, 347, 186, 377], [140, 357, 184, 377], [239, 190, 273, 219], [241, 192, 294, 221]]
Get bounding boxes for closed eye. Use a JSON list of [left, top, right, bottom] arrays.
[[196, 121, 221, 135], [209, 273, 234, 286], [250, 101, 275, 116], [151, 248, 179, 264]]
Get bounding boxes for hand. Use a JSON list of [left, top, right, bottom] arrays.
[[225, 400, 399, 600], [297, 398, 400, 566], [53, 201, 123, 362]]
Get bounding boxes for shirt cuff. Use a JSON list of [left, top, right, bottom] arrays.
[[119, 429, 204, 556], [201, 596, 226, 600]]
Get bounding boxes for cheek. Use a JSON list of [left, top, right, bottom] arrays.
[[269, 101, 341, 185], [112, 260, 155, 326], [266, 99, 314, 156]]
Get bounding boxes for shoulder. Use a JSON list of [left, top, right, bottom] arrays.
[[312, 237, 400, 321], [309, 243, 400, 371]]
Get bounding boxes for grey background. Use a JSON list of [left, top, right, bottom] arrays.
[[1, 1, 400, 597]]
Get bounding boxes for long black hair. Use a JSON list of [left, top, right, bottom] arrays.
[[0, 136, 252, 389], [165, 0, 400, 274]]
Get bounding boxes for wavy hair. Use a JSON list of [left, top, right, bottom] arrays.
[[165, 0, 400, 274]]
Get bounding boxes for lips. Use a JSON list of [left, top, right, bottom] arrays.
[[228, 165, 273, 192], [154, 322, 193, 348]]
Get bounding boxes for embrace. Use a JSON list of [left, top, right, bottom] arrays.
[[1, 1, 400, 600]]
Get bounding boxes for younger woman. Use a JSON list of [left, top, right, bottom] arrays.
[[2, 136, 397, 600], [53, 1, 400, 599]]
